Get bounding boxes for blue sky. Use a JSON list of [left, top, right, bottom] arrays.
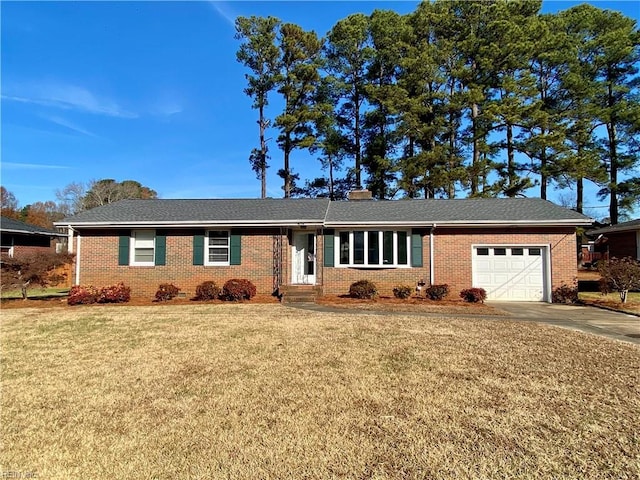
[[1, 1, 638, 217]]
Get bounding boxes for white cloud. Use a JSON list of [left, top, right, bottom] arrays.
[[207, 1, 237, 28], [41, 114, 99, 138], [150, 97, 184, 117], [2, 162, 70, 170], [2, 83, 137, 118]]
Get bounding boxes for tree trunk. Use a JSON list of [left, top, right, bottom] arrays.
[[577, 176, 583, 214], [471, 102, 479, 196], [283, 133, 291, 198], [354, 89, 362, 189], [259, 106, 267, 199], [607, 82, 619, 225], [620, 289, 628, 304], [506, 122, 515, 196]]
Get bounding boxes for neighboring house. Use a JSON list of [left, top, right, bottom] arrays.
[[588, 219, 640, 261], [0, 216, 66, 257], [55, 194, 591, 302]]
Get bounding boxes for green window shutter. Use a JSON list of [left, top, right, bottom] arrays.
[[155, 232, 166, 266], [193, 234, 204, 266], [411, 231, 423, 267], [323, 230, 334, 267], [118, 232, 130, 266], [230, 233, 241, 265]]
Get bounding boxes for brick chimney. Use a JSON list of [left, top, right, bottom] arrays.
[[348, 189, 373, 201]]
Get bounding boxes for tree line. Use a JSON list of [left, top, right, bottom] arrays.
[[1, 180, 157, 229], [235, 0, 639, 223]]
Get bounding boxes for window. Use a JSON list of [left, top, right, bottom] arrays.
[[511, 248, 524, 256], [205, 231, 230, 265], [131, 230, 155, 266], [335, 230, 410, 267], [528, 248, 541, 256], [494, 248, 507, 256], [476, 248, 489, 256]]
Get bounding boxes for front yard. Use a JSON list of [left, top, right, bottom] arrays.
[[1, 304, 639, 479]]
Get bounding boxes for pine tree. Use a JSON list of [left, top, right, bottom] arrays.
[[235, 16, 281, 198]]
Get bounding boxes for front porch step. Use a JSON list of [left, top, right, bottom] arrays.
[[280, 285, 322, 304]]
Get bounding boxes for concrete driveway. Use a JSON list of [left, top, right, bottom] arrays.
[[491, 302, 640, 345]]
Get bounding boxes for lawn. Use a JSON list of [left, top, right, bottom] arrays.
[[1, 304, 639, 479], [0, 287, 70, 300], [579, 291, 640, 315]]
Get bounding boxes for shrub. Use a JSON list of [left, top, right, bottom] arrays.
[[552, 282, 579, 304], [2, 251, 75, 300], [425, 284, 450, 301], [97, 282, 131, 304], [393, 284, 412, 299], [67, 285, 100, 305], [155, 283, 180, 302], [349, 280, 378, 299], [222, 279, 257, 301], [195, 280, 221, 301], [460, 287, 487, 303], [598, 256, 640, 303]]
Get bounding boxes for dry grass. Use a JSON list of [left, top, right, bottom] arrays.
[[1, 304, 639, 479], [579, 292, 640, 315]]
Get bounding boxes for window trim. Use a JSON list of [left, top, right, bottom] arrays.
[[130, 229, 156, 267], [334, 229, 411, 268], [204, 230, 231, 266]]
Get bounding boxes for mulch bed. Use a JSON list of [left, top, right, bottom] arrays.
[[1, 293, 500, 315]]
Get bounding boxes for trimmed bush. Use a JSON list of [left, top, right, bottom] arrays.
[[195, 281, 221, 301], [393, 284, 412, 299], [98, 282, 131, 304], [349, 280, 378, 299], [67, 285, 100, 305], [155, 283, 180, 302], [222, 279, 257, 301], [460, 287, 487, 303], [425, 284, 450, 301], [552, 282, 579, 304]]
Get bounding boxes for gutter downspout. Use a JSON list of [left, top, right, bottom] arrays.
[[75, 230, 81, 286], [67, 226, 74, 254], [430, 224, 436, 285]]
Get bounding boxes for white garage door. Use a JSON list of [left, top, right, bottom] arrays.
[[472, 246, 547, 301]]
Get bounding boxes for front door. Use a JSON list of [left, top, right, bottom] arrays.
[[291, 231, 316, 285]]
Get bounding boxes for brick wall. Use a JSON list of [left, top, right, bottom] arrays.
[[605, 231, 638, 259], [73, 226, 578, 300], [321, 232, 431, 296], [75, 228, 287, 298], [433, 227, 578, 293]]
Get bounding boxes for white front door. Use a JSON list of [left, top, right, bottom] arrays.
[[291, 231, 316, 285]]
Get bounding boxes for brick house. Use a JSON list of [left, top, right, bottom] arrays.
[[589, 219, 640, 261], [1, 216, 66, 257], [56, 195, 591, 302]]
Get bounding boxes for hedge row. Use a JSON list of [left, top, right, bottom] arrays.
[[154, 279, 257, 302], [354, 280, 487, 303]]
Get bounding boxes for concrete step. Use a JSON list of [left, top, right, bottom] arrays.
[[280, 285, 321, 304]]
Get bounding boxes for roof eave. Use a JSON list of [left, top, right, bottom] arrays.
[[325, 220, 592, 228], [588, 225, 640, 235], [1, 228, 65, 237], [54, 220, 326, 229]]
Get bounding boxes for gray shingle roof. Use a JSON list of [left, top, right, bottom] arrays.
[[56, 197, 591, 228], [58, 198, 331, 225], [589, 218, 640, 235], [1, 216, 63, 236], [325, 198, 591, 225]]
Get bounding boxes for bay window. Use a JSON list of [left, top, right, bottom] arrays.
[[337, 230, 410, 267]]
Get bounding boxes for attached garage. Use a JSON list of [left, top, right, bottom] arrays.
[[472, 245, 549, 302]]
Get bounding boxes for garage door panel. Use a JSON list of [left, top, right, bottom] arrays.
[[473, 246, 546, 302]]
